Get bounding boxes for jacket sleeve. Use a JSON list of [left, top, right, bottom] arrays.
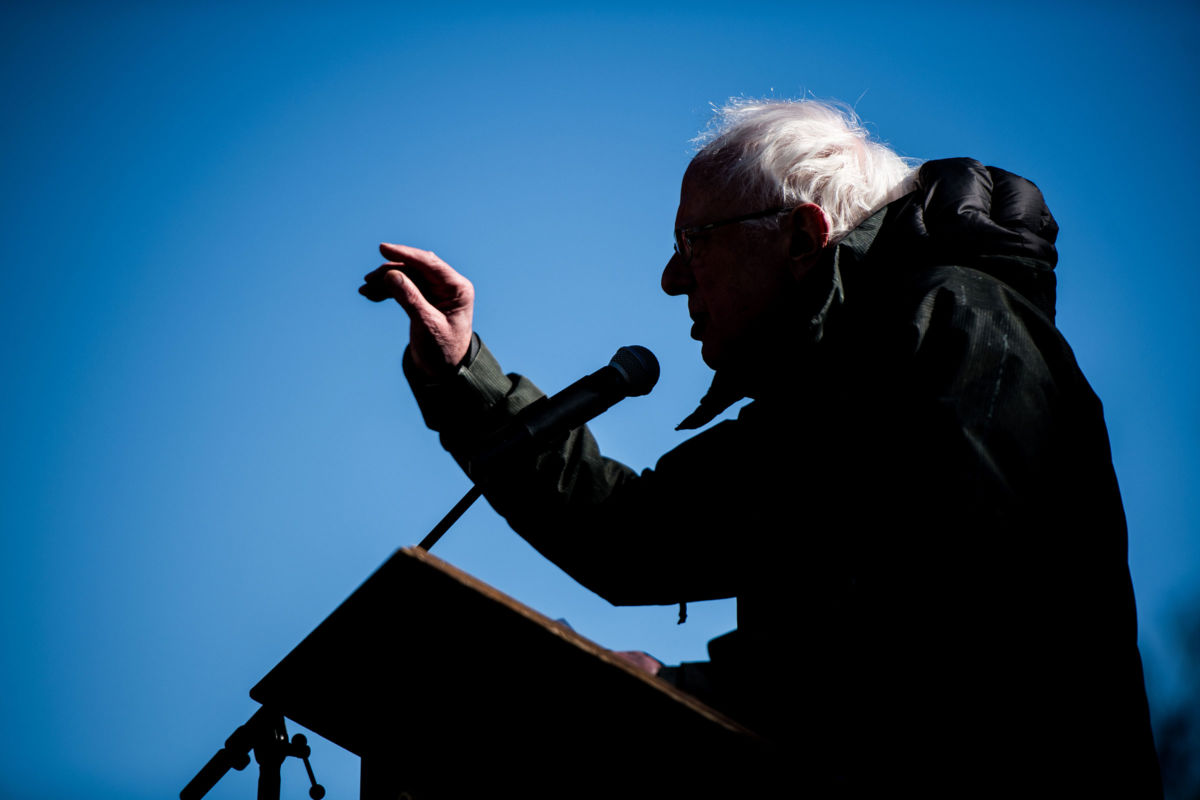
[[405, 336, 752, 606]]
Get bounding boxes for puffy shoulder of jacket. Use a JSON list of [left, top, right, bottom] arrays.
[[863, 158, 1060, 320]]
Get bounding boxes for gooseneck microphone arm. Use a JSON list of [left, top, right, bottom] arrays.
[[417, 345, 659, 552]]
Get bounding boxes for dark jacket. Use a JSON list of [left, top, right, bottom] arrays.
[[407, 159, 1161, 796]]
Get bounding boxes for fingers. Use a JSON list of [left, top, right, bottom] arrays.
[[359, 267, 433, 319], [358, 272, 390, 302], [359, 258, 433, 303], [612, 650, 664, 676], [378, 243, 468, 289], [359, 263, 407, 302], [363, 244, 473, 306]]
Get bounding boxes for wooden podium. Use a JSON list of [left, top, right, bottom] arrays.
[[250, 547, 779, 798]]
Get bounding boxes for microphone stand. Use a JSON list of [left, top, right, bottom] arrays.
[[181, 485, 482, 799], [182, 345, 659, 797], [417, 484, 482, 551], [181, 706, 324, 800]]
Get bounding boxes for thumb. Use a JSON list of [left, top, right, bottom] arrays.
[[384, 269, 439, 320]]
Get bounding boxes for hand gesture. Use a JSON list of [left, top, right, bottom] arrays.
[[359, 243, 475, 376]]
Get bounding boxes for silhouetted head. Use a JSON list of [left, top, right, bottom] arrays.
[[661, 99, 916, 371]]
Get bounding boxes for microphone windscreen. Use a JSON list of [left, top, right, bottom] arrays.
[[608, 346, 659, 396]]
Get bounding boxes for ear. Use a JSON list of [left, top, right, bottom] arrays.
[[785, 203, 831, 280]]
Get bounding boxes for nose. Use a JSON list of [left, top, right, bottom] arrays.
[[661, 251, 693, 296]]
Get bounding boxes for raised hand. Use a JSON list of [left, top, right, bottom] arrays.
[[359, 243, 475, 376]]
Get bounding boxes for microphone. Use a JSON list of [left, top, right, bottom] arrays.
[[468, 345, 659, 480]]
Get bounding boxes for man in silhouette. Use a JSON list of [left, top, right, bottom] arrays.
[[360, 99, 1160, 795]]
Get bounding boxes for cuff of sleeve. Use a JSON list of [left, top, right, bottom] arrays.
[[404, 334, 514, 431]]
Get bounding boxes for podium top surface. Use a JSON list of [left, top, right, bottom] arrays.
[[251, 547, 771, 780]]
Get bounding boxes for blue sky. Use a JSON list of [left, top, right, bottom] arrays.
[[2, 3, 1197, 797]]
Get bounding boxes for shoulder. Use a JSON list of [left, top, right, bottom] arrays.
[[870, 264, 1072, 374]]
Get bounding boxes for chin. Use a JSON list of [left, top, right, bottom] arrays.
[[699, 341, 725, 371]]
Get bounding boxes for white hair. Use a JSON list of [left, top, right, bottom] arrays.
[[692, 98, 919, 242]]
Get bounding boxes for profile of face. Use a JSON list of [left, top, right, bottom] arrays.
[[661, 163, 829, 372]]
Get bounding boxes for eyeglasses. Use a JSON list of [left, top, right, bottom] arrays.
[[673, 206, 795, 263]]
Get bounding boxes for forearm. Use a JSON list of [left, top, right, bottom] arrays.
[[405, 337, 741, 605]]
